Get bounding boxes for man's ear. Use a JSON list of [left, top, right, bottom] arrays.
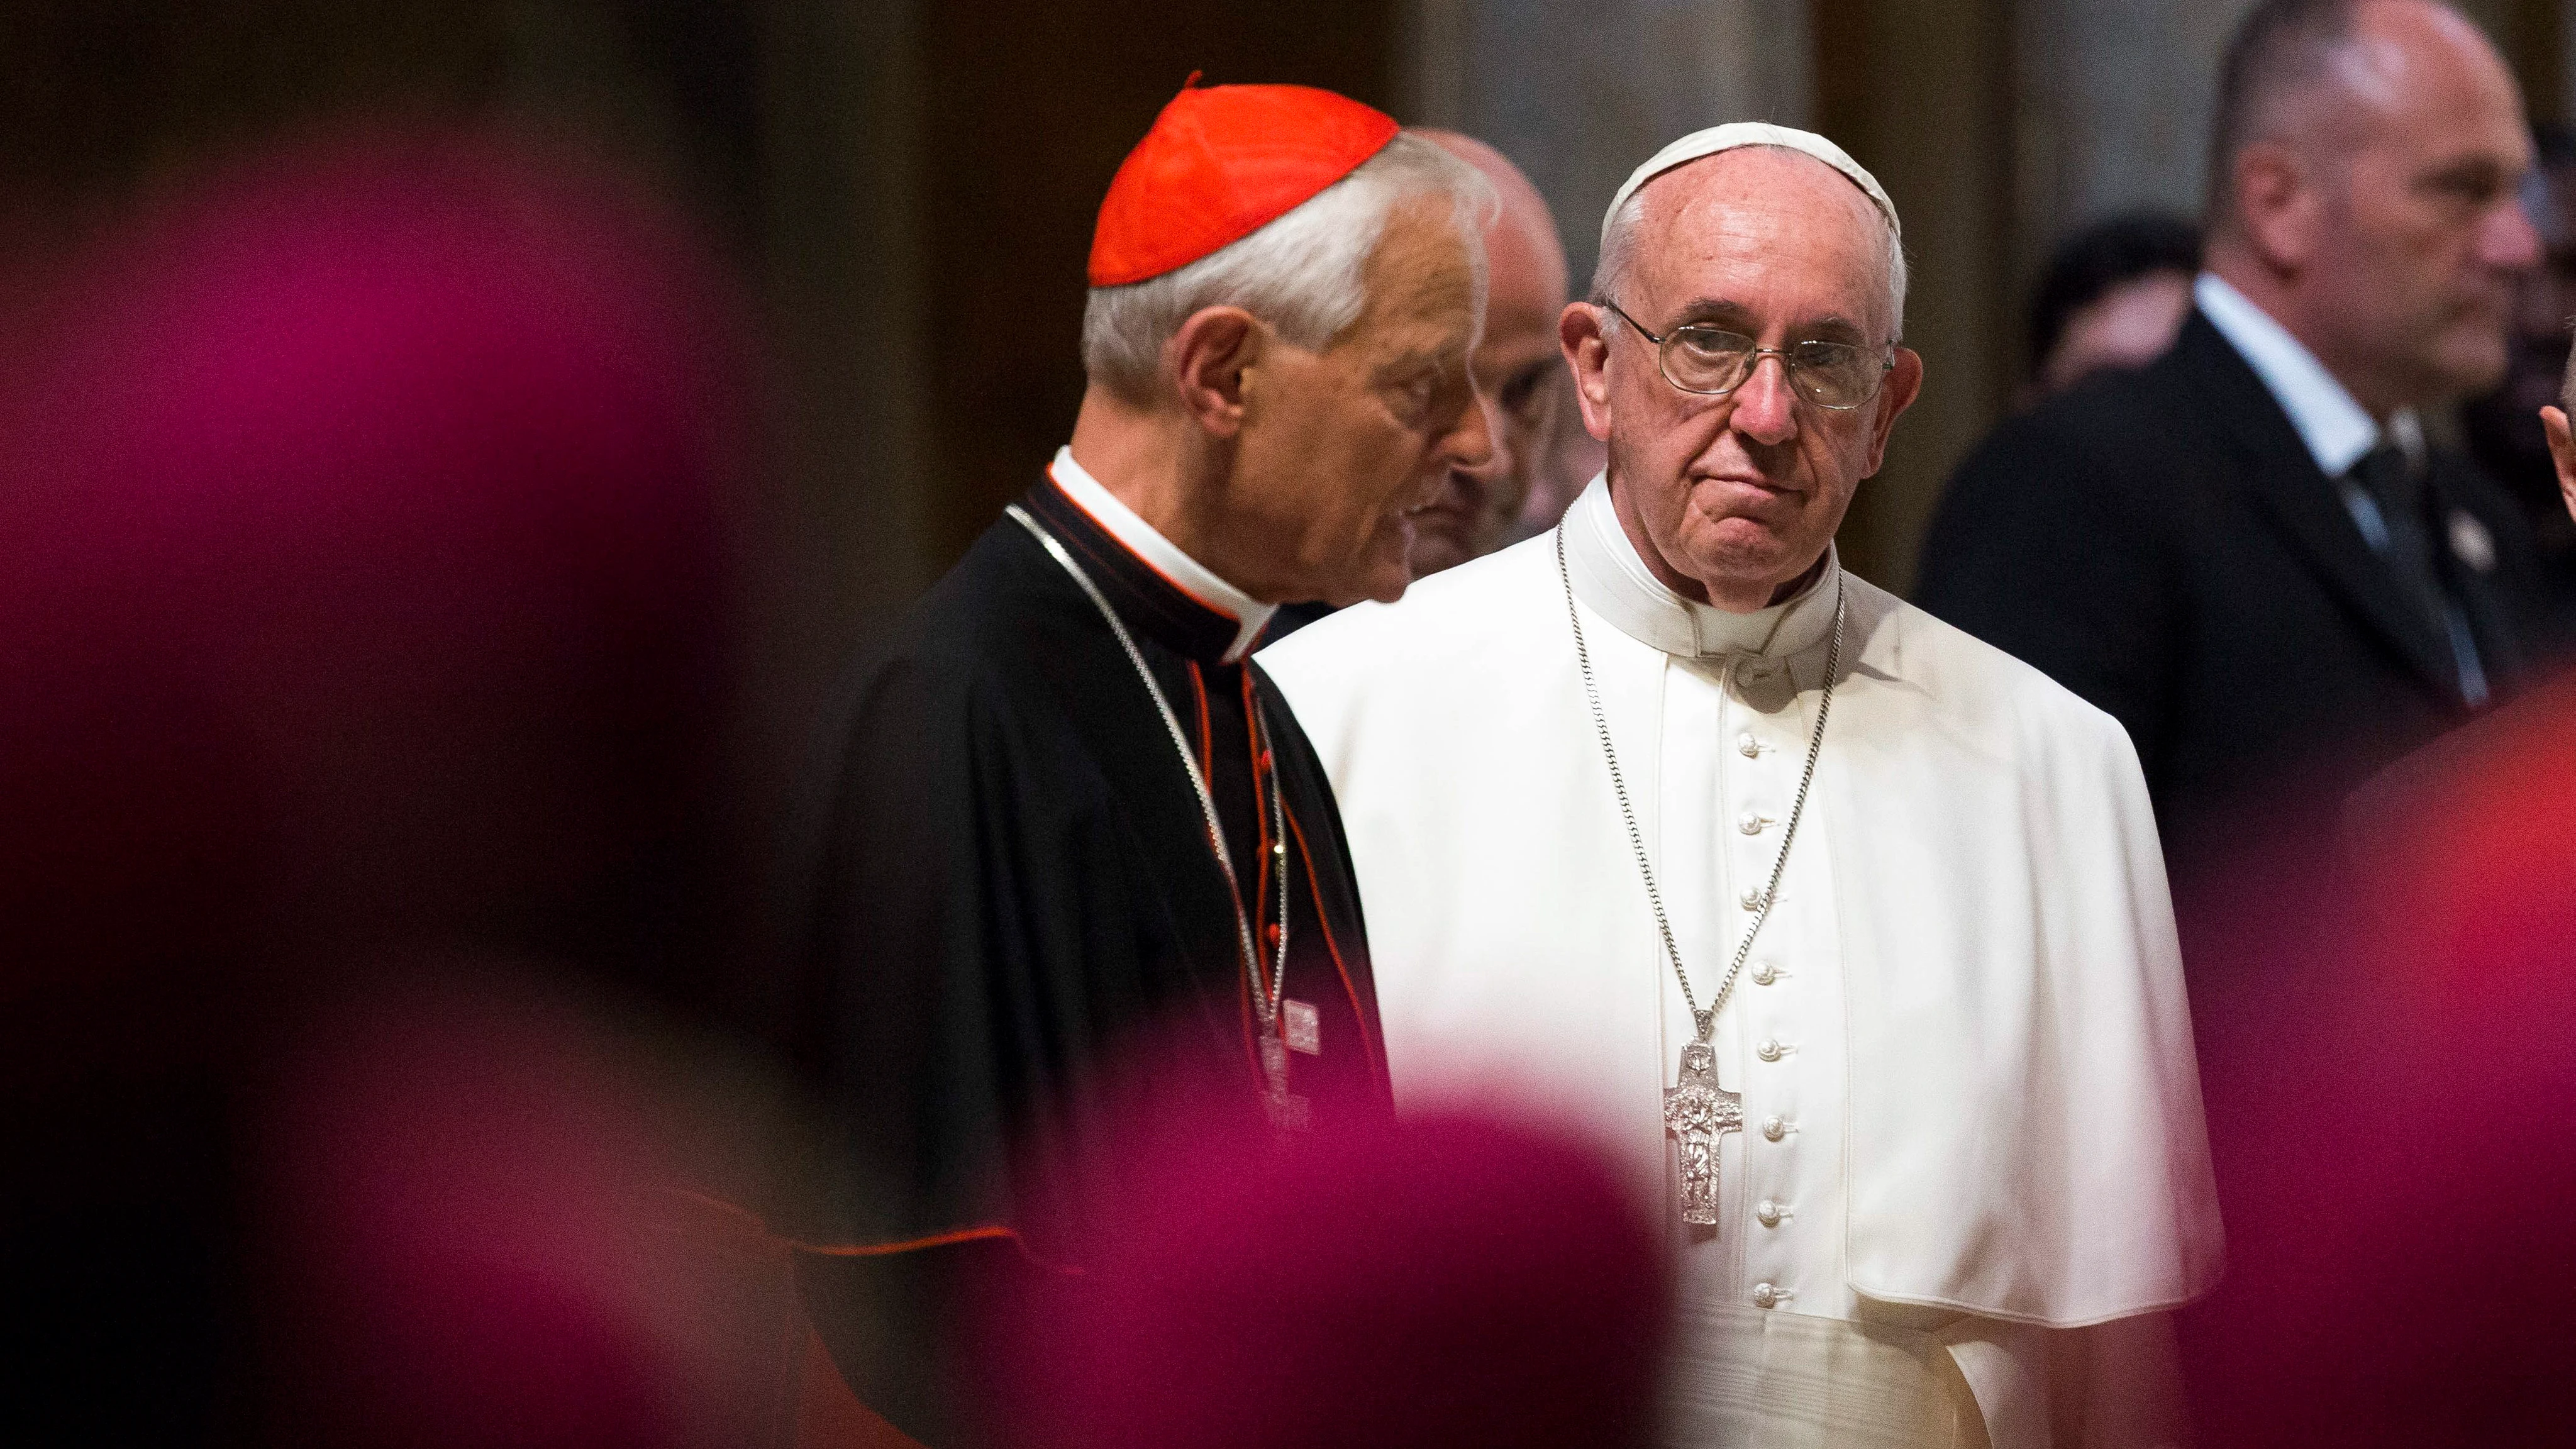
[[1862, 346, 1925, 478], [2543, 404, 2576, 526], [2233, 141, 2321, 274], [1560, 301, 1614, 443], [1166, 306, 1262, 440]]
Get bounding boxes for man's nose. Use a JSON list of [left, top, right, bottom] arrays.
[[1729, 353, 1799, 447], [1444, 388, 1499, 472]]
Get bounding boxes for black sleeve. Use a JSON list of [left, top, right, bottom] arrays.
[[799, 650, 1010, 1241], [800, 644, 1183, 1245], [1912, 412, 2182, 792], [793, 652, 1106, 1446]]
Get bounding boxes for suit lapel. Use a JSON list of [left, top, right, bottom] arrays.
[[2168, 312, 2462, 699]]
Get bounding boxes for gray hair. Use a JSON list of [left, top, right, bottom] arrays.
[[1081, 132, 1497, 399], [1589, 147, 1910, 343]]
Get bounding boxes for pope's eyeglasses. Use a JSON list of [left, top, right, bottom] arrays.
[[1604, 301, 1894, 410]]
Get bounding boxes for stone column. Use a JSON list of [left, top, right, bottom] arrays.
[[2008, 0, 2250, 308], [1404, 0, 1814, 287]]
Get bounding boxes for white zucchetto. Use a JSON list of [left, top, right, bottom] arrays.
[[1600, 121, 1901, 251]]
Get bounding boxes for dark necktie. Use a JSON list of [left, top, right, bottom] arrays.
[[2349, 442, 2482, 701], [2350, 443, 2441, 619]]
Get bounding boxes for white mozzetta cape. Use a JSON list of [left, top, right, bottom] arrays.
[[1262, 484, 2223, 1333]]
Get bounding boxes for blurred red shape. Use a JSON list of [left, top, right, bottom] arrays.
[[2182, 670, 2576, 1447], [981, 1104, 1670, 1449]]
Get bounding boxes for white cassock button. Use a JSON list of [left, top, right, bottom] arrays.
[[1750, 1282, 1780, 1309], [1756, 1200, 1783, 1228], [1751, 962, 1777, 985], [1761, 1115, 1787, 1141], [1740, 889, 1765, 911], [1757, 1038, 1784, 1062], [1738, 732, 1761, 758], [1738, 811, 1766, 835]]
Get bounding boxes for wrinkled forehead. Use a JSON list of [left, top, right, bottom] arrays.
[[1633, 148, 1894, 325], [1352, 196, 1485, 343]]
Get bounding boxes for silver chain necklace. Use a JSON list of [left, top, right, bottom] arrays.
[[1006, 505, 1301, 1128], [1556, 524, 1842, 1225]]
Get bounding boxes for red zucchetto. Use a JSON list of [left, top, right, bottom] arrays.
[[1087, 79, 1401, 287]]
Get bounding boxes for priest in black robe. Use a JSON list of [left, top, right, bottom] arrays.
[[787, 80, 1498, 1443]]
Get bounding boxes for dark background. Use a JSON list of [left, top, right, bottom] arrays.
[[6, 0, 2570, 841]]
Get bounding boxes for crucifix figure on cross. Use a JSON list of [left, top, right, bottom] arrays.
[[1664, 1039, 1743, 1226]]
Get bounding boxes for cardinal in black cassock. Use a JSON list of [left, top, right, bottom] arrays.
[[786, 81, 1499, 1444]]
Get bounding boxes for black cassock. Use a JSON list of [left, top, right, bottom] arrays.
[[789, 471, 1391, 1440]]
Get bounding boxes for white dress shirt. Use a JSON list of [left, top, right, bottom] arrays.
[[2192, 271, 2389, 479], [2194, 273, 2484, 703]]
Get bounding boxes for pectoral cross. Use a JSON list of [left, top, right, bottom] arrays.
[[1663, 1039, 1742, 1227], [1259, 1030, 1310, 1132]]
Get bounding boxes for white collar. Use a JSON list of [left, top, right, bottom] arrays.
[[1560, 474, 1839, 660], [2193, 272, 2421, 477], [1048, 446, 1277, 662]]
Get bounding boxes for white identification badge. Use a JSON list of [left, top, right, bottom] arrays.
[[1283, 999, 1321, 1055]]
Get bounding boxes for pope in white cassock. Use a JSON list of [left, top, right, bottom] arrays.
[[1262, 125, 2226, 1448]]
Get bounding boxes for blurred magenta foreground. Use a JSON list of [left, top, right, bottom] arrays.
[[0, 130, 763, 1445], [2182, 670, 2576, 1448], [977, 1102, 1671, 1449], [0, 129, 747, 994], [0, 130, 1670, 1449]]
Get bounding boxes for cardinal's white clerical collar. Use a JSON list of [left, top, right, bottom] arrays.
[[1561, 473, 1839, 660], [1049, 446, 1277, 662]]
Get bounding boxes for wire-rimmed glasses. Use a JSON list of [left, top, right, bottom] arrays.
[[1604, 301, 1894, 410]]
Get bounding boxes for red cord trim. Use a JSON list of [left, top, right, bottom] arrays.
[[663, 1190, 1080, 1272], [1243, 669, 1280, 1055]]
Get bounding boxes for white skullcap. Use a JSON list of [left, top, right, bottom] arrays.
[[1599, 121, 1901, 253]]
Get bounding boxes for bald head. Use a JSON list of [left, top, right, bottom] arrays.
[[2211, 0, 2522, 233], [1597, 146, 1904, 345], [1594, 145, 1905, 344], [2204, 0, 2538, 414], [1418, 130, 1568, 315]]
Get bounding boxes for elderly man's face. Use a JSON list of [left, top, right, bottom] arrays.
[[1234, 196, 1494, 605], [1564, 148, 1921, 610], [1407, 146, 1569, 575], [2292, 0, 2538, 409]]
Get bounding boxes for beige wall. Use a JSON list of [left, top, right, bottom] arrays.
[[1404, 0, 1814, 287]]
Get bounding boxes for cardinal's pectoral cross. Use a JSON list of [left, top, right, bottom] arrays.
[[1663, 1040, 1743, 1226]]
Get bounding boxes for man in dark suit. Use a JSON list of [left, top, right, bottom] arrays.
[[1918, 0, 2556, 889]]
